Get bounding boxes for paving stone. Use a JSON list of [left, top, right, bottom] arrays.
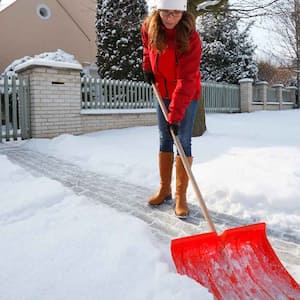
[[1, 143, 299, 267]]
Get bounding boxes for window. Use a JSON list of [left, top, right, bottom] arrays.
[[36, 4, 51, 20]]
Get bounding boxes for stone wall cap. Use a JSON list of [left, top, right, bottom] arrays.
[[15, 58, 83, 73], [238, 78, 254, 83], [272, 83, 284, 88]]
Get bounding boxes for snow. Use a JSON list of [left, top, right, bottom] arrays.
[[1, 109, 300, 299], [0, 3, 299, 297], [197, 11, 258, 83], [97, 0, 146, 81], [0, 0, 16, 12], [197, 0, 221, 10], [15, 59, 82, 73], [0, 157, 209, 299], [3, 49, 81, 77]]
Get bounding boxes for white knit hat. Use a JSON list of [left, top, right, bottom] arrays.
[[155, 0, 187, 11]]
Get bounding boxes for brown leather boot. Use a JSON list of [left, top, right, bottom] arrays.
[[148, 152, 174, 205], [175, 155, 192, 218]]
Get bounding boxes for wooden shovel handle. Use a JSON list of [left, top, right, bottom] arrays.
[[152, 84, 217, 233]]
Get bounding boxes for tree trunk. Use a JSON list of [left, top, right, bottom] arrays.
[[192, 98, 206, 137]]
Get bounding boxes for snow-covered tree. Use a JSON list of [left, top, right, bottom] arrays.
[[197, 8, 258, 83], [188, 0, 228, 16], [96, 0, 148, 81]]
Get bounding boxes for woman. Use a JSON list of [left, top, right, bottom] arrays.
[[141, 0, 202, 218]]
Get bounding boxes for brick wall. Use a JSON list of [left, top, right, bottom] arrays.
[[80, 112, 156, 133], [15, 61, 157, 138]]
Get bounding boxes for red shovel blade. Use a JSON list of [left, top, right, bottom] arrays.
[[171, 222, 300, 300]]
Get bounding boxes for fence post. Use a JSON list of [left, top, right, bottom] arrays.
[[273, 84, 284, 110], [286, 86, 297, 108], [239, 78, 253, 112], [255, 81, 268, 109], [15, 60, 82, 138]]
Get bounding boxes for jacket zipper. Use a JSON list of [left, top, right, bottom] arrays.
[[156, 54, 169, 98]]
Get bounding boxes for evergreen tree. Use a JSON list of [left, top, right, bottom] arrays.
[[197, 9, 258, 84], [96, 0, 148, 81], [186, 0, 228, 137]]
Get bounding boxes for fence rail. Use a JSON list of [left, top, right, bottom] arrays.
[[267, 87, 278, 102], [0, 75, 31, 142], [1, 75, 296, 143], [81, 77, 242, 113], [253, 85, 295, 103], [202, 82, 240, 112], [282, 89, 295, 103], [81, 77, 155, 110]]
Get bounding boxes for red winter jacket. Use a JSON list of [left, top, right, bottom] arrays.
[[141, 23, 202, 123]]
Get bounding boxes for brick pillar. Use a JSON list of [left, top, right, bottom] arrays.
[[255, 81, 268, 109], [273, 84, 284, 110], [239, 78, 254, 112], [15, 60, 82, 138]]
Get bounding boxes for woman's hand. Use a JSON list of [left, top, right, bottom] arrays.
[[143, 71, 156, 84]]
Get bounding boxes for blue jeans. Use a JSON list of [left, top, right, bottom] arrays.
[[156, 99, 199, 156]]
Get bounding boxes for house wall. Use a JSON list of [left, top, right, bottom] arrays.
[[0, 0, 97, 73]]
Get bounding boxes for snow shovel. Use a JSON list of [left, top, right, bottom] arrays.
[[152, 83, 300, 300]]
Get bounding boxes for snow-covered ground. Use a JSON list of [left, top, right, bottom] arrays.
[[1, 109, 300, 299]]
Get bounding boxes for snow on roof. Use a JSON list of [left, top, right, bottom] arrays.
[[0, 0, 16, 12]]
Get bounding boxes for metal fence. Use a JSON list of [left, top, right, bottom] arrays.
[[0, 75, 31, 142], [202, 82, 240, 112], [282, 89, 295, 103], [267, 87, 278, 102], [81, 77, 241, 113], [253, 85, 295, 103], [81, 77, 154, 110]]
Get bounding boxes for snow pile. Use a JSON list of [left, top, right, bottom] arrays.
[[2, 49, 81, 77], [25, 110, 300, 241], [0, 0, 16, 11], [0, 155, 211, 300], [1, 110, 300, 299], [197, 1, 221, 10]]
